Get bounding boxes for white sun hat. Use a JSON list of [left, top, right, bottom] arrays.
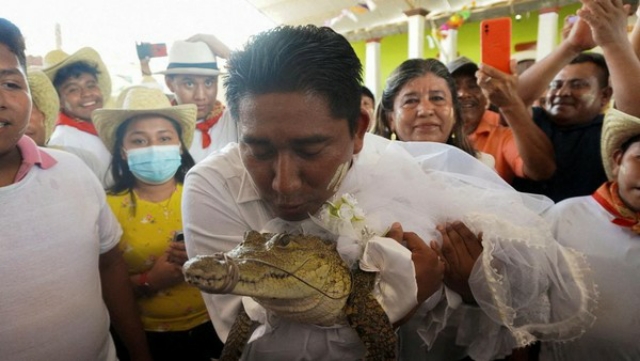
[[156, 41, 220, 76]]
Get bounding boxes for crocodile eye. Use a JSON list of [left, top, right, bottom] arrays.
[[271, 233, 291, 247]]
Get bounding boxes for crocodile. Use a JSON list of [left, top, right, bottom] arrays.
[[183, 231, 396, 361]]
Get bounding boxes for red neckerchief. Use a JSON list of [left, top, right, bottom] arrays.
[[592, 181, 640, 233], [55, 112, 98, 136], [197, 102, 224, 148], [171, 100, 224, 149]]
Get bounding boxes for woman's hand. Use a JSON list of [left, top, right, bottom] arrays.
[[146, 252, 186, 291], [166, 241, 189, 266]]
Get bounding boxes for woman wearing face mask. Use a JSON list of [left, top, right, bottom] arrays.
[[375, 58, 496, 167], [93, 87, 223, 361]]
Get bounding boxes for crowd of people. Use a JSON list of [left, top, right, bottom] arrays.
[[2, 0, 640, 360]]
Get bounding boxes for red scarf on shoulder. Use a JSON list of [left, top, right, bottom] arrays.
[[196, 102, 224, 148], [593, 181, 640, 234], [171, 100, 225, 148], [55, 112, 98, 136]]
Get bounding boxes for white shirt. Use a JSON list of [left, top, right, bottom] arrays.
[[188, 110, 238, 163], [47, 124, 112, 186], [0, 148, 122, 361], [541, 195, 640, 361]]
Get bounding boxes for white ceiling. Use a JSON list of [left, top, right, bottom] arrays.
[[245, 0, 580, 41]]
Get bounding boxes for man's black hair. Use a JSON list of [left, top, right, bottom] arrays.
[[361, 85, 375, 103], [570, 52, 609, 89], [224, 25, 363, 136], [0, 18, 27, 71], [52, 61, 100, 91]]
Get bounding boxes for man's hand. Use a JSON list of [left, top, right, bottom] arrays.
[[187, 33, 231, 59], [578, 0, 630, 48], [476, 62, 525, 110], [385, 223, 444, 304], [433, 221, 483, 304], [564, 14, 597, 52]]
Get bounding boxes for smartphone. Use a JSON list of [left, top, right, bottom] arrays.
[[172, 231, 184, 243], [136, 42, 167, 60], [480, 17, 512, 74]]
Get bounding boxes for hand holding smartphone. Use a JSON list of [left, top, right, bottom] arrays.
[[136, 42, 168, 60], [480, 17, 512, 74]]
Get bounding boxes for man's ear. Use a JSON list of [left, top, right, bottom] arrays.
[[353, 108, 370, 155], [611, 148, 624, 179], [164, 76, 176, 92], [601, 86, 613, 108]]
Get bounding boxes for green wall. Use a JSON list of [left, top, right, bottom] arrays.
[[352, 4, 581, 92]]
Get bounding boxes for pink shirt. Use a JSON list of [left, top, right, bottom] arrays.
[[14, 136, 57, 183]]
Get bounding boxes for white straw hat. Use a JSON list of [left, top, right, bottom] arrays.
[[601, 108, 640, 180], [27, 69, 60, 140], [157, 41, 220, 76], [92, 87, 196, 153], [42, 47, 112, 99]]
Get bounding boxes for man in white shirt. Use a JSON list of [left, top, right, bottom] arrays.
[[159, 36, 238, 162], [0, 18, 151, 361], [43, 46, 113, 186]]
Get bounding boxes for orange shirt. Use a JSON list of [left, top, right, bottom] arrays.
[[468, 110, 524, 183]]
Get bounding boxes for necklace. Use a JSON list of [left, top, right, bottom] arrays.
[[159, 186, 177, 219]]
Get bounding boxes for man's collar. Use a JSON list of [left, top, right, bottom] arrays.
[[14, 136, 57, 183]]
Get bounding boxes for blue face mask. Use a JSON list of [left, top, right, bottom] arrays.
[[126, 145, 182, 185]]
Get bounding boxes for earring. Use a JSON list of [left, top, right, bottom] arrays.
[[390, 132, 397, 141]]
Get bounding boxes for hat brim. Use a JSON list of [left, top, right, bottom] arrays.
[[27, 69, 60, 141], [601, 108, 640, 180], [43, 47, 112, 100], [156, 68, 221, 76], [92, 104, 197, 154]]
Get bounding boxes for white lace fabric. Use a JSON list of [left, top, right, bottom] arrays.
[[362, 141, 598, 361]]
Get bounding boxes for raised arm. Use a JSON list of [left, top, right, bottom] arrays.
[[478, 63, 556, 180], [579, 0, 640, 117], [187, 33, 232, 59], [517, 16, 595, 107]]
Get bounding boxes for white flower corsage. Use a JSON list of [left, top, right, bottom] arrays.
[[311, 193, 378, 266]]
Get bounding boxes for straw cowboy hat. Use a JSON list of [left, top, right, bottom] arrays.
[[92, 87, 196, 153], [601, 108, 640, 180], [156, 41, 220, 76], [27, 69, 60, 140], [43, 49, 69, 68], [42, 47, 112, 99]]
